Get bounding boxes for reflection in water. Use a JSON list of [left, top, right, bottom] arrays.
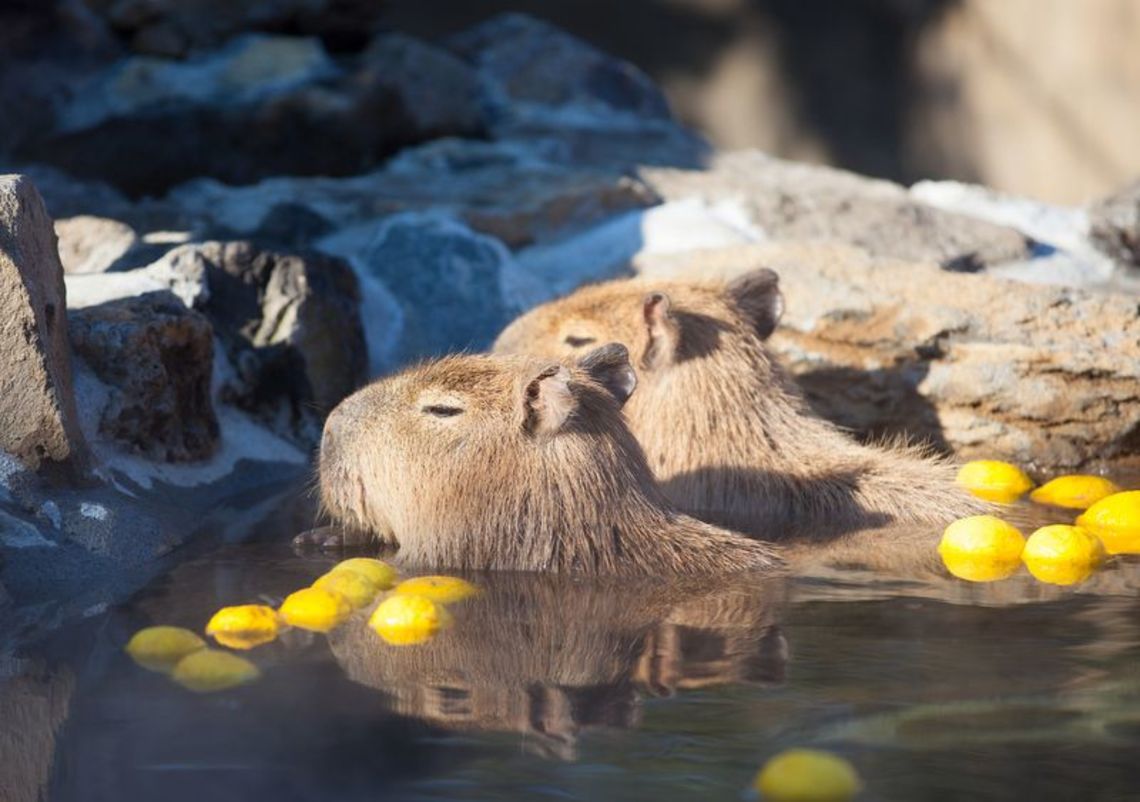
[[330, 573, 786, 760], [0, 512, 1138, 800]]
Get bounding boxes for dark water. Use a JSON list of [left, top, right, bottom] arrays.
[[4, 500, 1140, 802]]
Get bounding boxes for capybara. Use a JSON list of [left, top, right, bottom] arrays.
[[494, 270, 985, 539], [317, 344, 781, 574]]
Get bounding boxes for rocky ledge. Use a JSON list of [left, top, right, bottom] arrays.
[[2, 12, 1139, 637]]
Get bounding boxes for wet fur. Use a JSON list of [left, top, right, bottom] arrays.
[[494, 272, 987, 540], [318, 348, 782, 574]]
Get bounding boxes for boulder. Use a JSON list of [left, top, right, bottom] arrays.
[[448, 13, 707, 170], [1088, 179, 1140, 270], [0, 175, 91, 479], [69, 292, 218, 462], [171, 138, 660, 249], [85, 0, 384, 56], [17, 34, 491, 197], [449, 13, 671, 124], [69, 241, 367, 447], [635, 242, 1140, 470], [319, 213, 512, 369], [54, 215, 138, 274], [357, 34, 482, 139], [641, 151, 1034, 269]]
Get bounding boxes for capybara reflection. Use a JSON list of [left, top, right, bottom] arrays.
[[328, 574, 786, 759], [494, 270, 985, 539], [317, 345, 781, 574]]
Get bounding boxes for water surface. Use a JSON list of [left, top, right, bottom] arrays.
[[4, 497, 1140, 802]]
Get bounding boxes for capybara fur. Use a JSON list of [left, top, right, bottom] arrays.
[[317, 345, 782, 574], [494, 270, 986, 540]]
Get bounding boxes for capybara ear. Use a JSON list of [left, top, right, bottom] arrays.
[[579, 343, 637, 407], [642, 291, 681, 369], [725, 268, 783, 340], [522, 363, 575, 436]]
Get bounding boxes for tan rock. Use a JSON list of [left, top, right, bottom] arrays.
[[54, 215, 137, 274], [640, 151, 1031, 270], [0, 176, 91, 479]]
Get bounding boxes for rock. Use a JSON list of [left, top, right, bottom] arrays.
[[448, 13, 707, 170], [911, 179, 1121, 289], [0, 175, 91, 479], [1088, 179, 1140, 269], [69, 292, 218, 462], [502, 197, 764, 309], [68, 241, 367, 446], [641, 151, 1034, 269], [449, 13, 671, 124], [635, 242, 1140, 470], [0, 164, 132, 220], [86, 0, 383, 56], [16, 33, 493, 197], [54, 215, 138, 274], [171, 138, 660, 249], [318, 213, 512, 369], [358, 33, 482, 138]]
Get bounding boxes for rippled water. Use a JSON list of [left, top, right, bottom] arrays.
[[4, 492, 1140, 802]]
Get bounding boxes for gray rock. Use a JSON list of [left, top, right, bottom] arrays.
[[449, 13, 671, 124], [636, 242, 1140, 470], [0, 164, 132, 220], [54, 215, 138, 274], [90, 0, 383, 57], [65, 239, 367, 445], [358, 33, 482, 138], [642, 151, 1033, 269], [157, 242, 366, 445], [0, 175, 91, 480], [1088, 178, 1140, 269], [69, 291, 219, 462], [321, 213, 512, 368], [448, 13, 707, 170], [17, 33, 493, 196], [172, 138, 660, 249]]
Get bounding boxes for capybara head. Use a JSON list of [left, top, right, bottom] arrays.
[[318, 345, 780, 573], [492, 270, 791, 488], [494, 269, 783, 380]]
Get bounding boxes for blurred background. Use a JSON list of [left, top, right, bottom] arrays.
[[387, 0, 1140, 204], [5, 0, 1138, 203]]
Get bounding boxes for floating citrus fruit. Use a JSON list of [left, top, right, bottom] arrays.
[[938, 515, 1025, 582], [1075, 491, 1140, 555], [1022, 525, 1106, 586], [329, 557, 398, 590], [754, 748, 862, 802], [1029, 475, 1121, 510], [278, 587, 353, 632], [171, 649, 260, 693], [205, 604, 279, 650], [126, 626, 206, 672], [393, 575, 478, 605], [313, 570, 381, 609], [955, 460, 1034, 503], [369, 594, 453, 645]]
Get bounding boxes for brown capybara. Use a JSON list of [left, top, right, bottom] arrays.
[[316, 344, 782, 574], [493, 270, 986, 540]]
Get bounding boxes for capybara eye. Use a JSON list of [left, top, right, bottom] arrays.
[[422, 405, 464, 418], [564, 335, 596, 348]]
